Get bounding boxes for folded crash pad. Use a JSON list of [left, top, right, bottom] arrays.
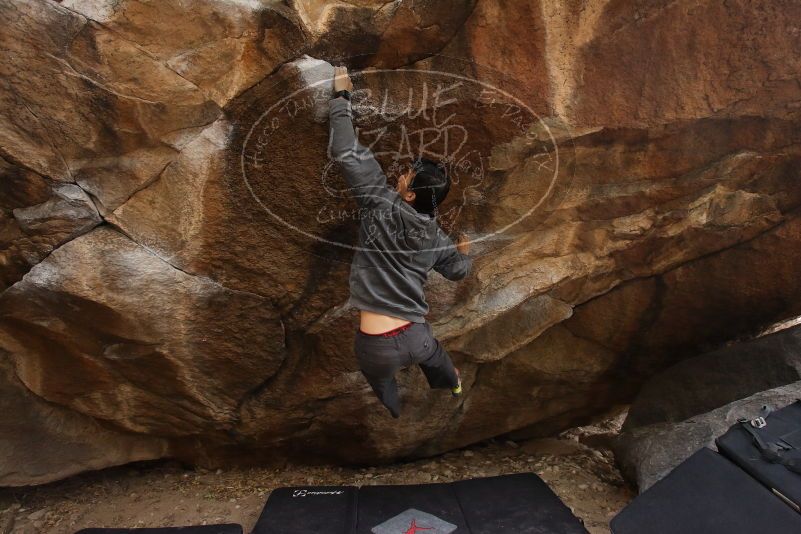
[[611, 448, 801, 534], [717, 400, 801, 512], [252, 473, 588, 533]]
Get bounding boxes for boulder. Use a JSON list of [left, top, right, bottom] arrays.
[[624, 325, 801, 431], [2, 0, 801, 484], [615, 381, 801, 492], [0, 157, 101, 291], [0, 227, 286, 440], [540, 0, 801, 127], [616, 325, 801, 490], [0, 352, 167, 486], [0, 0, 222, 212]]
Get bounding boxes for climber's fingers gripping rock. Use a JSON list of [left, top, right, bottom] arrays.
[[456, 232, 471, 255], [333, 65, 354, 93]]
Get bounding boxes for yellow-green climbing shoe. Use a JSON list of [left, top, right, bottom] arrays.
[[452, 368, 462, 397]]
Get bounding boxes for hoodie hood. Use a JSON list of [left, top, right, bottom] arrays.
[[396, 196, 439, 251]]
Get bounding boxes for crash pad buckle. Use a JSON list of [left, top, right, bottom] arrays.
[[751, 416, 767, 429]]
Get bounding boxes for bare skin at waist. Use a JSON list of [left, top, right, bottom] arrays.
[[359, 309, 412, 334]]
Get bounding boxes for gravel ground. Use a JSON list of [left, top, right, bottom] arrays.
[[0, 411, 632, 533]]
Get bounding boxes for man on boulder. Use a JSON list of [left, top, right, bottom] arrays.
[[328, 66, 472, 418]]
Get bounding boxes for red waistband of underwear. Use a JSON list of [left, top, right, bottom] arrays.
[[359, 322, 413, 337]]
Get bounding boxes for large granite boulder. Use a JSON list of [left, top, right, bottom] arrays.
[[616, 382, 801, 492], [624, 325, 801, 431], [0, 352, 167, 487], [616, 325, 801, 490], [0, 157, 101, 291], [2, 0, 801, 484]]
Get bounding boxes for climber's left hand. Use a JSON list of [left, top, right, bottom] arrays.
[[333, 66, 353, 92]]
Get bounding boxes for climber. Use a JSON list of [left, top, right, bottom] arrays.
[[328, 65, 472, 418]]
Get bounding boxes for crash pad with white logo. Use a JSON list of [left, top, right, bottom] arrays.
[[252, 473, 588, 534], [370, 508, 457, 534]]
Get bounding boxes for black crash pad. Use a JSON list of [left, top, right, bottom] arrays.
[[76, 525, 242, 534], [611, 448, 801, 534], [252, 486, 358, 533], [717, 400, 801, 511], [252, 473, 588, 533]]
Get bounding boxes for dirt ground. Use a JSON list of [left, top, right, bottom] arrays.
[[0, 411, 633, 534]]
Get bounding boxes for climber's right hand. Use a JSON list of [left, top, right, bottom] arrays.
[[456, 232, 470, 255]]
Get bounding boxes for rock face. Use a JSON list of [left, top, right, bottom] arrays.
[[615, 325, 801, 490], [2, 0, 801, 484], [616, 382, 801, 492], [0, 353, 167, 487], [623, 325, 801, 431]]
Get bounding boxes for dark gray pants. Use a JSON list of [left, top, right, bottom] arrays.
[[355, 321, 458, 418]]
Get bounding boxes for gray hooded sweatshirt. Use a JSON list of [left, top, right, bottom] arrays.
[[328, 96, 472, 323]]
